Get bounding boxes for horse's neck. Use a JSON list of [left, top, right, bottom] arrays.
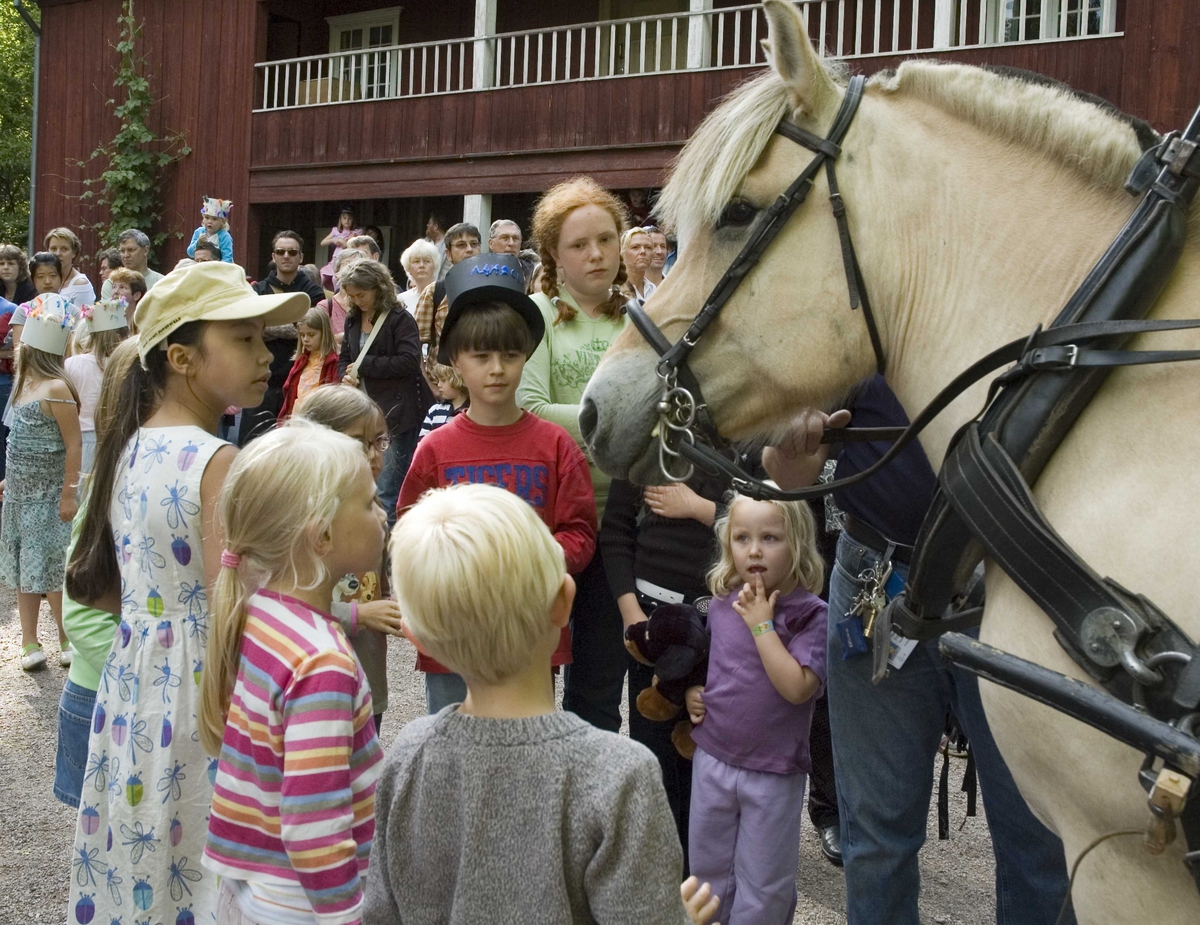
[[854, 97, 1143, 464]]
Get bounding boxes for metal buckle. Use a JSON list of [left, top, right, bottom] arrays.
[[1029, 344, 1079, 371], [1165, 136, 1199, 178]]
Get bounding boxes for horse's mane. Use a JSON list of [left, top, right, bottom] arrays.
[[659, 59, 1156, 240]]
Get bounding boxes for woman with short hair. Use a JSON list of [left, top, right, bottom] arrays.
[[0, 244, 36, 305], [337, 258, 424, 525], [399, 238, 438, 314], [44, 227, 96, 309]]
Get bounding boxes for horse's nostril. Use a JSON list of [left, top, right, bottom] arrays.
[[579, 398, 599, 443]]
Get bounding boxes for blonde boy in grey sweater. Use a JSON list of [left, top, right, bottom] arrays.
[[367, 483, 717, 925]]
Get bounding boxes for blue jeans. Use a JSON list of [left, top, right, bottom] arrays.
[[54, 679, 96, 808], [378, 426, 419, 530], [828, 531, 1075, 925]]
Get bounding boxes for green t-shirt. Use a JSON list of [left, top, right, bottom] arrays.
[[518, 289, 627, 521], [62, 514, 121, 691]]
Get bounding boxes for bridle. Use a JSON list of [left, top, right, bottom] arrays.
[[625, 74, 888, 489]]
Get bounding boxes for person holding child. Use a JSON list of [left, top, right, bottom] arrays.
[[186, 197, 235, 263], [200, 421, 386, 925], [398, 253, 597, 713], [294, 384, 405, 736], [66, 298, 130, 473], [519, 175, 631, 732], [367, 482, 719, 925], [63, 261, 310, 924], [1, 294, 82, 671], [277, 306, 339, 422], [684, 491, 828, 924]]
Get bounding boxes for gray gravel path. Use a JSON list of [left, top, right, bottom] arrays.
[[0, 590, 995, 924]]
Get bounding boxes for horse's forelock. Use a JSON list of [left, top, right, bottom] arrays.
[[658, 72, 794, 241]]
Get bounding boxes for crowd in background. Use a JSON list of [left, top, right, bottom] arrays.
[[0, 178, 1077, 925]]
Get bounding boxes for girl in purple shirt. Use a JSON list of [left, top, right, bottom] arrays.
[[685, 492, 828, 924]]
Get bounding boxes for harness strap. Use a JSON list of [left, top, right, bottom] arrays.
[[677, 316, 1200, 500]]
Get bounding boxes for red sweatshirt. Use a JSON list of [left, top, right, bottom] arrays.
[[397, 411, 597, 671]]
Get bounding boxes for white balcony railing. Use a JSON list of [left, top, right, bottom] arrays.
[[255, 0, 1120, 112]]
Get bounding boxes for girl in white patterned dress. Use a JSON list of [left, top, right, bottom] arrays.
[[63, 262, 309, 925]]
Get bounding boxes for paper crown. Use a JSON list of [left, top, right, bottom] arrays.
[[201, 197, 232, 219], [21, 294, 76, 355], [79, 297, 129, 334]]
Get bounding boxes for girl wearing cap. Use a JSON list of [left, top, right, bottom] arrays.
[[518, 176, 631, 733], [63, 261, 310, 925], [0, 295, 81, 672], [65, 298, 131, 474]]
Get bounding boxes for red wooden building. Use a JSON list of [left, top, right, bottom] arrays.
[[32, 0, 1200, 280]]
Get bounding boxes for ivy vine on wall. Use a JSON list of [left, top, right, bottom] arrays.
[[78, 0, 190, 249]]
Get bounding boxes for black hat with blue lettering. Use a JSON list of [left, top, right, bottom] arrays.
[[439, 253, 545, 365]]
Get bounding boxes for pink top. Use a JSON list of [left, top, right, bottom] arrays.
[[203, 590, 383, 925]]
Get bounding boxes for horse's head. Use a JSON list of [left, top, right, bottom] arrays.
[[582, 0, 881, 482]]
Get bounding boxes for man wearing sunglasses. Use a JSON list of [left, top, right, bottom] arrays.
[[253, 230, 325, 306]]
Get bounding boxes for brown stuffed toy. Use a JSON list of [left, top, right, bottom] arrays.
[[624, 601, 710, 759]]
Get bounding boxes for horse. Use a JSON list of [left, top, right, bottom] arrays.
[[580, 2, 1200, 921]]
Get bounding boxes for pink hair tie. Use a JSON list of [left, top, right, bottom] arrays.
[[220, 550, 242, 569]]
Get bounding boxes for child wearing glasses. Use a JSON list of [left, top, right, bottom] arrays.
[[294, 385, 405, 738]]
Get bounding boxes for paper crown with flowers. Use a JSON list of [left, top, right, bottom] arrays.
[[21, 294, 76, 355], [201, 197, 233, 219], [78, 297, 128, 335]]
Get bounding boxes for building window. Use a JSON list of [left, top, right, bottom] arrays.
[[997, 0, 1109, 42], [327, 8, 401, 99]]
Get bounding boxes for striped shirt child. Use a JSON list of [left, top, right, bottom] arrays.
[[418, 399, 465, 440], [203, 589, 383, 925]]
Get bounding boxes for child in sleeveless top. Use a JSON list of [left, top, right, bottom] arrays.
[[63, 261, 309, 924], [1, 294, 81, 670]]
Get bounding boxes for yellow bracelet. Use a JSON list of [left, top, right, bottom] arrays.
[[751, 619, 775, 637]]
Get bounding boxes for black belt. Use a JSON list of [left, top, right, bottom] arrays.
[[843, 514, 914, 564]]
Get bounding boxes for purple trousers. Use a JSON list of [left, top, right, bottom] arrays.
[[688, 747, 806, 925]]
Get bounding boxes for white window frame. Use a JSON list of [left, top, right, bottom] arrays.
[[984, 0, 1114, 44], [326, 8, 402, 54], [326, 8, 402, 100]]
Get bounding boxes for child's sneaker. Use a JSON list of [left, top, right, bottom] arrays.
[[59, 643, 73, 667], [20, 643, 46, 671]]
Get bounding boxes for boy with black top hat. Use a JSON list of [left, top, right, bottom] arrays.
[[397, 253, 598, 714]]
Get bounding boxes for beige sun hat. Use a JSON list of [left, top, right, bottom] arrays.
[[135, 260, 310, 361]]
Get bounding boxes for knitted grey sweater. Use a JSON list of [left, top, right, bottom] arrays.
[[363, 708, 690, 925]]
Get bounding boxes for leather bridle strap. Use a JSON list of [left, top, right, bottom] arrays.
[[675, 316, 1200, 501], [652, 75, 876, 380]]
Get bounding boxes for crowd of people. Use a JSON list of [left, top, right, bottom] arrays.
[[0, 178, 1077, 925]]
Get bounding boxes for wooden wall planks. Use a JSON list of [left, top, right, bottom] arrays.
[[36, 0, 259, 272]]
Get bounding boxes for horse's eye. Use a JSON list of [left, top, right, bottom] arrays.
[[717, 199, 758, 229]]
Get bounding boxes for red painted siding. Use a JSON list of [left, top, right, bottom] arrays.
[[36, 0, 259, 272]]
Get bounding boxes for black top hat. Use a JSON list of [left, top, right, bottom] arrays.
[[439, 254, 545, 365]]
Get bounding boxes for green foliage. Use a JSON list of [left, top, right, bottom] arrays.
[[79, 0, 190, 249], [0, 3, 36, 247]]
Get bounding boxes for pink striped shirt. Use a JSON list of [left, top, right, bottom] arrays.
[[203, 590, 383, 925]]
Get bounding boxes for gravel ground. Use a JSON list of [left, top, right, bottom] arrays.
[[0, 590, 996, 925]]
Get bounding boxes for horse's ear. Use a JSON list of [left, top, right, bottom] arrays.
[[761, 0, 838, 118]]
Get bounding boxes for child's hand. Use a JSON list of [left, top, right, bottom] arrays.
[[644, 483, 706, 521], [685, 685, 706, 725], [733, 574, 778, 631], [59, 492, 78, 523], [356, 599, 405, 637], [681, 876, 720, 925]]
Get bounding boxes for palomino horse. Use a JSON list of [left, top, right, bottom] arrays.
[[580, 1, 1200, 921]]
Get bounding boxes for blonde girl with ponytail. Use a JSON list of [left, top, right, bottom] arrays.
[[200, 420, 386, 925], [518, 175, 632, 734]]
